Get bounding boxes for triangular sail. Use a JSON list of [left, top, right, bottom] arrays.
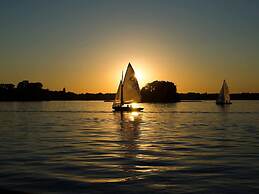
[[113, 80, 122, 107], [122, 63, 141, 104], [217, 80, 231, 104]]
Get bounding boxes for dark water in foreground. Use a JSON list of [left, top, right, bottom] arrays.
[[0, 101, 259, 194]]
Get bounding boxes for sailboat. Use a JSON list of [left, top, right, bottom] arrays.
[[216, 80, 232, 105], [113, 63, 144, 112]]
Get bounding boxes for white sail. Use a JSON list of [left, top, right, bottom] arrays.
[[217, 80, 231, 104], [122, 63, 141, 104], [113, 80, 122, 107]]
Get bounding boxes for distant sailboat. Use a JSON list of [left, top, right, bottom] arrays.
[[113, 63, 143, 111], [216, 80, 232, 105]]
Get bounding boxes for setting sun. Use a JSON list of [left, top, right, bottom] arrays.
[[135, 70, 143, 84]]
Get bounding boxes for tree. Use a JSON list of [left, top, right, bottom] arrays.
[[17, 80, 43, 90], [16, 80, 46, 100], [140, 81, 179, 102]]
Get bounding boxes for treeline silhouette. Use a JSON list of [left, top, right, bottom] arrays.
[[179, 93, 259, 100], [141, 81, 180, 102], [0, 81, 114, 101], [140, 81, 259, 102], [179, 93, 217, 100], [0, 80, 259, 101]]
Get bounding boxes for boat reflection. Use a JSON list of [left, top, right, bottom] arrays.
[[216, 103, 231, 113], [114, 112, 142, 175], [119, 112, 141, 150]]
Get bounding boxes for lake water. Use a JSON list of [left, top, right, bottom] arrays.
[[0, 101, 259, 194]]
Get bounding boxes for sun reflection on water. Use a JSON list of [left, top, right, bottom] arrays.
[[129, 111, 139, 121]]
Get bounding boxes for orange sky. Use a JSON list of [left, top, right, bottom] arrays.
[[0, 1, 259, 93]]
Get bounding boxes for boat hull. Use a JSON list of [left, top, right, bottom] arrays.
[[113, 106, 144, 112]]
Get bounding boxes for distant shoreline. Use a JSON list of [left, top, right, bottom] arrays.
[[1, 97, 259, 102], [1, 80, 259, 101]]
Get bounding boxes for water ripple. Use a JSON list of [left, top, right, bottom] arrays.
[[0, 101, 259, 194]]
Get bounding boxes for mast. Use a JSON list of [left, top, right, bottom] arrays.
[[121, 71, 124, 106]]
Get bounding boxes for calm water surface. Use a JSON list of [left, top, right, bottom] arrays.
[[0, 101, 259, 194]]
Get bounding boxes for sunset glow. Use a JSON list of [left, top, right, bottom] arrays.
[[0, 1, 259, 93], [134, 70, 145, 88]]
